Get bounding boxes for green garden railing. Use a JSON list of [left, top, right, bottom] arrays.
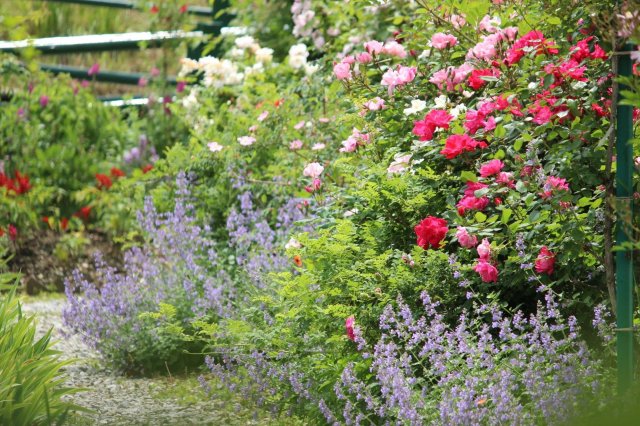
[[0, 0, 232, 104]]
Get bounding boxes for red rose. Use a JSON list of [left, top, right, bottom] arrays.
[[414, 216, 448, 250], [535, 246, 555, 275], [474, 260, 498, 282]]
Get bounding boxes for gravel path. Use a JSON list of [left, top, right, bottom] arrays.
[[21, 298, 259, 426]]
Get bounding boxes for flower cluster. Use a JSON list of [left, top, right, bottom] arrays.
[[334, 291, 607, 424]]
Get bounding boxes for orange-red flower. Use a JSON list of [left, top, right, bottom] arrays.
[[293, 255, 303, 267], [96, 173, 113, 190], [110, 167, 126, 178]]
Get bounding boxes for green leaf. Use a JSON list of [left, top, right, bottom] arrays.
[[501, 208, 513, 224], [460, 170, 477, 182], [475, 212, 487, 222]]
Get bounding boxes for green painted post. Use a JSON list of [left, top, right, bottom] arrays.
[[616, 41, 635, 394]]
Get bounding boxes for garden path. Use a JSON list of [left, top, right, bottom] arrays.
[[22, 298, 258, 426]]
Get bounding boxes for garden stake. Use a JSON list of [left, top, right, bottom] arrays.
[[615, 41, 635, 394]]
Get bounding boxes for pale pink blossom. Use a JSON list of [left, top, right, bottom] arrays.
[[356, 52, 373, 64], [478, 15, 501, 33], [207, 141, 224, 152], [319, 117, 330, 123], [381, 66, 417, 95], [312, 143, 326, 150], [364, 40, 384, 54], [387, 154, 412, 174], [289, 139, 303, 150], [342, 55, 356, 64], [477, 238, 492, 261], [303, 162, 324, 178], [257, 111, 269, 122], [363, 97, 385, 111], [456, 227, 478, 248], [334, 62, 352, 80], [449, 14, 466, 29], [294, 120, 306, 130], [382, 41, 407, 58], [430, 33, 458, 49], [238, 136, 256, 146]]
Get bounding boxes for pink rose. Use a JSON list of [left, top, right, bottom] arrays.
[[456, 227, 478, 248], [334, 62, 352, 80], [356, 52, 373, 64], [345, 316, 356, 341], [431, 33, 458, 49], [303, 162, 324, 178], [382, 41, 407, 58], [414, 216, 448, 250], [496, 172, 515, 188], [479, 159, 504, 177], [535, 246, 556, 275], [257, 111, 269, 122], [364, 40, 384, 54], [364, 97, 385, 111], [477, 238, 491, 261], [88, 63, 100, 76], [474, 260, 498, 282]]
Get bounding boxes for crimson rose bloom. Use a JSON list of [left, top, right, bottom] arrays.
[[535, 246, 556, 275], [414, 216, 448, 249]]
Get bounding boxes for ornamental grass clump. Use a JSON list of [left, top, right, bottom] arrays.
[[0, 288, 83, 425], [63, 172, 233, 375]]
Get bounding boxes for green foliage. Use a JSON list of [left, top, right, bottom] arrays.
[[0, 287, 84, 425]]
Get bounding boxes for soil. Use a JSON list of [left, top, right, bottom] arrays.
[[8, 230, 123, 294]]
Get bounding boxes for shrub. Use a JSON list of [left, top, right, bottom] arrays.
[[63, 173, 228, 374]]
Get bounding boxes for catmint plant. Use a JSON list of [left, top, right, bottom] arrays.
[[63, 172, 233, 373]]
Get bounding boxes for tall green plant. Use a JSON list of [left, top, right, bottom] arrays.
[[0, 275, 84, 425]]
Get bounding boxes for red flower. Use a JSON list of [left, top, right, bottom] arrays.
[[8, 224, 17, 241], [142, 164, 154, 174], [293, 255, 303, 267], [110, 167, 126, 178], [468, 68, 500, 90], [412, 109, 453, 141], [474, 260, 498, 282], [60, 217, 69, 231], [441, 134, 487, 159], [96, 173, 113, 190], [414, 216, 448, 250], [505, 30, 558, 65], [179, 4, 188, 13], [42, 216, 50, 226], [535, 246, 556, 275], [73, 206, 92, 221], [274, 98, 285, 108], [13, 171, 31, 194], [345, 316, 356, 341], [150, 4, 159, 13]]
